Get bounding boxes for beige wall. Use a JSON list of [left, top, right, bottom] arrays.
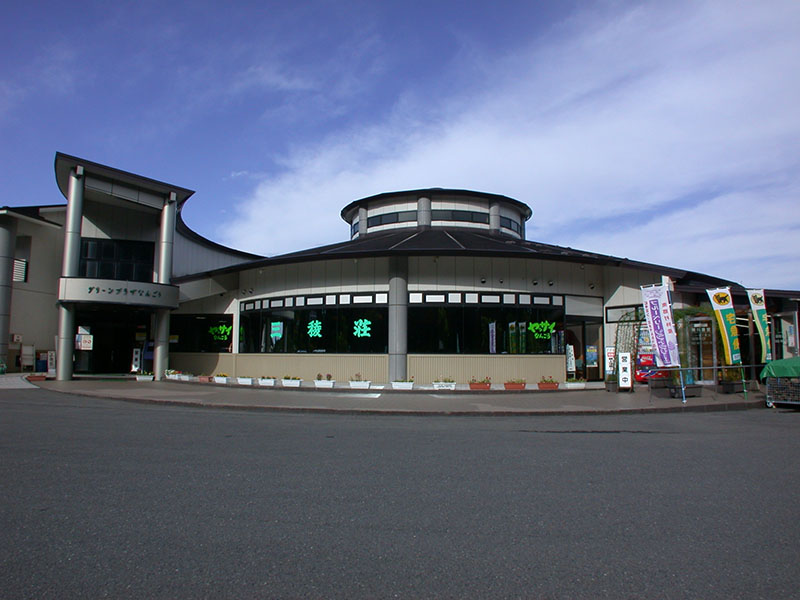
[[169, 352, 566, 384], [8, 219, 64, 367], [169, 352, 388, 381], [409, 354, 566, 385], [408, 256, 604, 296], [81, 199, 160, 242]]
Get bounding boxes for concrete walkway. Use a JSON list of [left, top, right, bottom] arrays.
[[16, 375, 769, 415]]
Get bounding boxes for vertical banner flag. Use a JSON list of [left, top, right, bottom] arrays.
[[747, 289, 772, 362], [706, 287, 741, 365], [641, 284, 681, 367]]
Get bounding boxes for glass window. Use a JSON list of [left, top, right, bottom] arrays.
[[79, 238, 154, 283], [239, 306, 388, 353], [408, 305, 564, 354], [170, 314, 233, 352]]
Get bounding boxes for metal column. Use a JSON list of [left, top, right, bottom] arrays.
[[153, 193, 176, 380], [56, 166, 84, 381], [388, 256, 408, 382], [0, 217, 17, 369]]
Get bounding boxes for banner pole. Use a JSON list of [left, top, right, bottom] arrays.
[[679, 369, 687, 404], [740, 366, 748, 401]]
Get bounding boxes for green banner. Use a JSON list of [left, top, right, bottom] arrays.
[[706, 288, 741, 365], [747, 289, 772, 362]]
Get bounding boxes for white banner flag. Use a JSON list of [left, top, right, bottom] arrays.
[[641, 284, 681, 367]]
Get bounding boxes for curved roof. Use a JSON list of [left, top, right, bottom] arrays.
[[340, 188, 533, 222], [55, 152, 195, 207], [175, 224, 734, 290]]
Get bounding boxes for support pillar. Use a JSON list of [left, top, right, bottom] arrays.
[[489, 201, 501, 234], [56, 166, 84, 381], [358, 207, 368, 236], [153, 193, 177, 380], [417, 196, 431, 229], [153, 309, 170, 380], [388, 256, 408, 382], [0, 217, 17, 369]]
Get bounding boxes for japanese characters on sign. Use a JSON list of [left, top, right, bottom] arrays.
[[706, 287, 742, 365], [747, 289, 772, 363], [640, 284, 681, 367], [619, 352, 632, 388], [86, 285, 163, 299], [528, 320, 556, 340]]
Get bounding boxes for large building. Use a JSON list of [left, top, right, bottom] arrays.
[[0, 153, 797, 384]]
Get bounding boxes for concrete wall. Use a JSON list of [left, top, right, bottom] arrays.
[[173, 229, 257, 278], [408, 354, 566, 385], [8, 219, 64, 368], [238, 258, 390, 299], [170, 352, 388, 381], [81, 200, 160, 242], [168, 351, 565, 384], [408, 256, 604, 297]]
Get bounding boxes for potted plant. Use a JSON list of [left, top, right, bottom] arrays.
[[391, 376, 414, 390], [314, 373, 336, 389], [505, 378, 527, 390], [282, 375, 302, 387], [349, 373, 371, 389], [564, 376, 585, 390], [237, 375, 253, 385], [165, 369, 181, 381], [718, 368, 744, 394], [135, 371, 154, 382], [179, 372, 192, 382], [469, 376, 492, 390], [537, 375, 559, 391], [605, 374, 618, 393], [213, 373, 229, 384], [432, 376, 456, 390], [258, 376, 276, 386], [197, 375, 213, 383]]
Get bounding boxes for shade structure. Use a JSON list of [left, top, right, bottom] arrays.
[[760, 357, 800, 379]]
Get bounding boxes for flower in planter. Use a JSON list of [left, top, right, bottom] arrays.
[[506, 378, 526, 384], [350, 372, 363, 381], [470, 376, 491, 384], [539, 375, 556, 384]]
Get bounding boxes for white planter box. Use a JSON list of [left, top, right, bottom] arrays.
[[432, 382, 456, 390], [135, 375, 154, 382], [314, 380, 335, 389], [213, 376, 229, 384], [237, 377, 253, 386], [564, 382, 586, 390], [391, 381, 414, 390], [282, 379, 302, 387], [166, 374, 179, 380], [349, 380, 371, 389], [258, 378, 276, 387], [179, 375, 191, 381]]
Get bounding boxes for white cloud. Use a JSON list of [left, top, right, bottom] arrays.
[[218, 0, 800, 290]]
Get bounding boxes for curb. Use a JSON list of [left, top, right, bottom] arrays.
[[27, 380, 768, 417]]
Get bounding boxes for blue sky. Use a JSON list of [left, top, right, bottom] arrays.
[[2, 0, 799, 290]]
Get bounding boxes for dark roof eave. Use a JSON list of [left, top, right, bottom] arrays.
[[173, 230, 703, 284]]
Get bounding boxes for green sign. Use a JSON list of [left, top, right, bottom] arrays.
[[208, 325, 232, 341], [307, 319, 322, 338], [353, 318, 372, 338], [270, 321, 284, 341], [528, 320, 556, 340]]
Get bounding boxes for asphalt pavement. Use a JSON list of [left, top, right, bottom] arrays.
[[15, 374, 768, 415]]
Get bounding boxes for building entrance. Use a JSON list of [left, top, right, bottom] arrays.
[[74, 308, 151, 374], [565, 318, 603, 381]]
